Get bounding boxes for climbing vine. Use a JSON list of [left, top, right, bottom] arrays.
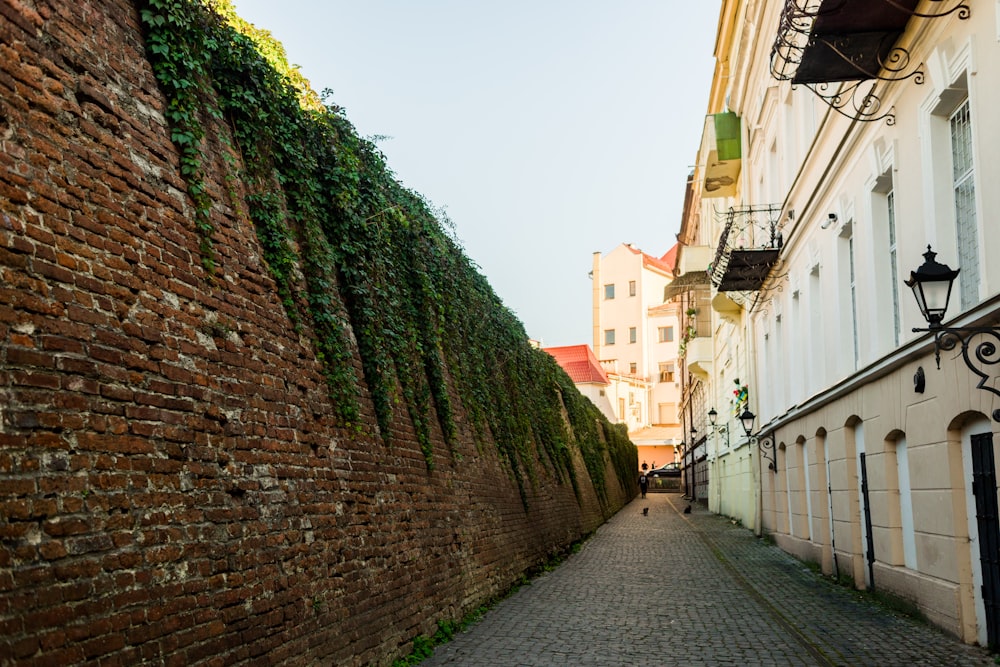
[[140, 0, 217, 271], [138, 0, 636, 499]]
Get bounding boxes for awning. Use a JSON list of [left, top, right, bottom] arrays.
[[714, 249, 781, 292], [769, 0, 968, 122], [663, 271, 711, 301], [709, 205, 784, 294], [772, 0, 922, 84]]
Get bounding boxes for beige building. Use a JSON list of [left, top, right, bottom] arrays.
[[544, 344, 679, 468], [591, 243, 683, 450], [685, 0, 1000, 647]]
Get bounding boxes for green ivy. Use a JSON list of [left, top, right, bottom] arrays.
[[139, 0, 217, 271], [137, 0, 636, 500]]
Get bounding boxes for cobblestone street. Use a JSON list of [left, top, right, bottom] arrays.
[[421, 493, 995, 666]]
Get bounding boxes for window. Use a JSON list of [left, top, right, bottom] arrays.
[[629, 362, 637, 374], [951, 99, 979, 309], [604, 329, 615, 345], [849, 229, 859, 369], [887, 188, 901, 346], [659, 362, 675, 382], [657, 402, 677, 424], [873, 168, 899, 352], [629, 280, 636, 297], [629, 327, 637, 344], [658, 326, 674, 343], [604, 283, 615, 300]]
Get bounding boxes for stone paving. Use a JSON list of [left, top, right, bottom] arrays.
[[421, 492, 996, 666]]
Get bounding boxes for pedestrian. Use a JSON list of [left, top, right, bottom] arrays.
[[638, 470, 648, 499]]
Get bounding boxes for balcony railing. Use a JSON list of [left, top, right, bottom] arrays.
[[710, 205, 783, 295]]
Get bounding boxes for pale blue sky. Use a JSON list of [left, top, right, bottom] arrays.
[[232, 1, 720, 346]]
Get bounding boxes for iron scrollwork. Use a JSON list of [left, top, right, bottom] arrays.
[[770, 0, 970, 124], [805, 80, 895, 124], [916, 326, 1000, 421], [755, 434, 777, 473], [882, 0, 970, 20]]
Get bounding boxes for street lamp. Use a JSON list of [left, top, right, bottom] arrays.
[[905, 245, 959, 328], [739, 407, 777, 472], [906, 246, 1000, 421], [707, 407, 729, 447]]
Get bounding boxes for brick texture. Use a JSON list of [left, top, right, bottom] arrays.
[[0, 1, 631, 665]]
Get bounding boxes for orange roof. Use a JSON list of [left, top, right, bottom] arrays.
[[660, 243, 679, 273], [544, 345, 609, 385], [624, 243, 674, 277]]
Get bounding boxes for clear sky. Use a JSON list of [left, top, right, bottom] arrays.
[[231, 1, 720, 347]]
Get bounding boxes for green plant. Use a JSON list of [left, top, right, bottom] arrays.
[[138, 0, 637, 500], [139, 0, 218, 272]]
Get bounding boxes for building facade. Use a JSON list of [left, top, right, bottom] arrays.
[[591, 243, 682, 453], [688, 0, 1000, 646], [543, 344, 617, 423]]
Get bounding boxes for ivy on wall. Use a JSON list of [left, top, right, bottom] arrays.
[[137, 0, 637, 501]]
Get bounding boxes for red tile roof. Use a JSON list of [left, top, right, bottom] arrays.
[[624, 243, 675, 277], [543, 345, 609, 385], [660, 243, 679, 273]]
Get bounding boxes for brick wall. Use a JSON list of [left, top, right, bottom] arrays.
[[0, 1, 632, 665]]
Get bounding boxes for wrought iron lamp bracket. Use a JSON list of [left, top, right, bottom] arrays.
[[913, 325, 1000, 422], [753, 434, 777, 473], [711, 423, 730, 449]]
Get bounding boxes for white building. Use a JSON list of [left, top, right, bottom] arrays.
[[543, 344, 616, 423], [688, 0, 1000, 646], [591, 243, 682, 433]]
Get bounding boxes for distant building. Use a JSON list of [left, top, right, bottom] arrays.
[[543, 344, 615, 423], [590, 243, 683, 461], [545, 343, 680, 469]]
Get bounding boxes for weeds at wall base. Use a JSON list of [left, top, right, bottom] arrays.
[[391, 535, 593, 666]]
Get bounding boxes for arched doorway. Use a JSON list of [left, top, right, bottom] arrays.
[[961, 416, 1000, 647], [962, 423, 1000, 646]]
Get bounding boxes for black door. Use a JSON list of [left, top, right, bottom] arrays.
[[971, 432, 1000, 647], [859, 453, 875, 590]]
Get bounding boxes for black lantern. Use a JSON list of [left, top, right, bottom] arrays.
[[707, 408, 728, 447], [908, 248, 1000, 421], [739, 408, 755, 438], [904, 245, 959, 328], [737, 406, 776, 472]]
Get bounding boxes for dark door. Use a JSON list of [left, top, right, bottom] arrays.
[[971, 432, 1000, 647], [859, 453, 875, 590]]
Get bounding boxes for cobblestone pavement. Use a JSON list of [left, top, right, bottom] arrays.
[[421, 493, 996, 666]]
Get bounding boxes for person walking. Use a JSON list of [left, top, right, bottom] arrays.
[[638, 470, 648, 499]]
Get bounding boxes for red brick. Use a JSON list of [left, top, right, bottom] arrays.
[[0, 2, 627, 665]]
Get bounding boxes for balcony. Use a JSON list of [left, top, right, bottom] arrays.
[[710, 205, 783, 296], [685, 337, 713, 380], [770, 0, 970, 122], [664, 246, 712, 303]]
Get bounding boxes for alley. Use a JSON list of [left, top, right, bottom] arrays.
[[421, 494, 995, 666]]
